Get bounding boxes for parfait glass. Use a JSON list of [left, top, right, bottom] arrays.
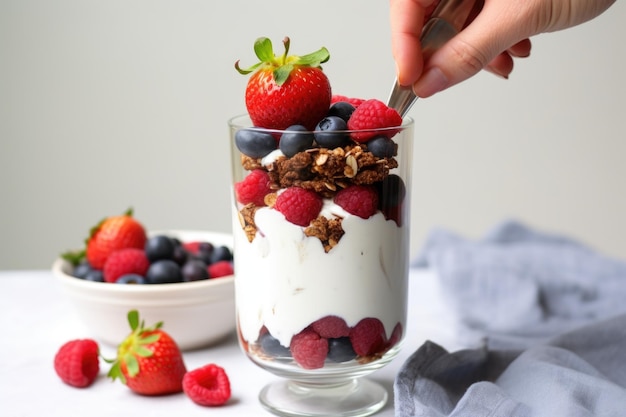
[[229, 114, 414, 417]]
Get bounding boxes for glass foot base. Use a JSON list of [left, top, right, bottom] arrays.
[[259, 378, 388, 417]]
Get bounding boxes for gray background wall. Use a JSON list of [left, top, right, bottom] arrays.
[[2, 0, 625, 270]]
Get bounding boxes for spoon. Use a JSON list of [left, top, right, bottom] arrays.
[[387, 0, 478, 117]]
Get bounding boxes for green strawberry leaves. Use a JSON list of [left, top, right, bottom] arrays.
[[106, 309, 162, 383], [60, 207, 136, 266], [235, 36, 330, 86], [60, 249, 85, 266]]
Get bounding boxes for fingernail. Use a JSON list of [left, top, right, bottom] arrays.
[[484, 66, 509, 80], [414, 67, 449, 98]]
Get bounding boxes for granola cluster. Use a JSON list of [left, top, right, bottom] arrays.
[[242, 144, 397, 198], [237, 144, 397, 251]]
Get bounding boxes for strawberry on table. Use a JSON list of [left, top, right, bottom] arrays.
[[107, 310, 187, 396], [235, 36, 332, 131]]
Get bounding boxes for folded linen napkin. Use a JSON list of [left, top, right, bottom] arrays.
[[413, 220, 626, 348], [396, 220, 626, 416], [395, 313, 626, 416]]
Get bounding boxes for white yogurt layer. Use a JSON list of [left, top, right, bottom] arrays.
[[233, 203, 409, 348]]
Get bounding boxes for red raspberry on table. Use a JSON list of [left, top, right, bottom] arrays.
[[334, 185, 379, 219], [347, 99, 402, 142], [54, 339, 100, 388], [183, 364, 231, 406], [235, 169, 272, 207], [290, 327, 329, 369], [103, 248, 150, 283], [331, 94, 365, 108], [208, 260, 234, 278], [349, 317, 387, 357], [274, 187, 323, 227], [311, 315, 350, 338]]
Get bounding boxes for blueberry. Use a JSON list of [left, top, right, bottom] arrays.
[[146, 259, 183, 284], [314, 116, 350, 148], [116, 273, 147, 284], [259, 332, 292, 358], [210, 245, 233, 264], [327, 337, 357, 363], [72, 262, 93, 279], [279, 125, 314, 157], [84, 269, 104, 282], [367, 135, 398, 158], [328, 101, 355, 122], [181, 259, 210, 282], [145, 235, 176, 262], [235, 128, 277, 158], [193, 241, 214, 264], [377, 174, 407, 209], [172, 245, 189, 266]]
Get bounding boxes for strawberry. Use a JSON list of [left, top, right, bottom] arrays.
[[235, 36, 332, 131], [107, 310, 187, 396], [54, 339, 100, 388], [85, 208, 147, 269], [183, 364, 231, 406]]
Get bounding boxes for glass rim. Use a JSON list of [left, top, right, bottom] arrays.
[[228, 113, 414, 135]]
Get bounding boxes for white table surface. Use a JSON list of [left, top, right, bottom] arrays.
[[0, 267, 464, 416]]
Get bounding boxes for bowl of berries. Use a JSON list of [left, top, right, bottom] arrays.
[[52, 209, 236, 351]]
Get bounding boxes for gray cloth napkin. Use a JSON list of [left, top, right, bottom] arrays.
[[396, 220, 626, 416], [413, 220, 626, 348], [395, 314, 626, 416]]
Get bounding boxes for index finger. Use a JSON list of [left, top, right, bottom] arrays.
[[390, 0, 433, 86]]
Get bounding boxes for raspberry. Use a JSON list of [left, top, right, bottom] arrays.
[[349, 317, 387, 357], [208, 260, 234, 278], [182, 241, 201, 254], [310, 315, 350, 338], [103, 248, 150, 283], [347, 99, 402, 142], [334, 185, 379, 219], [54, 339, 100, 388], [331, 94, 365, 108], [386, 322, 403, 349], [183, 364, 231, 406], [290, 327, 329, 369], [234, 169, 271, 207], [274, 187, 322, 227]]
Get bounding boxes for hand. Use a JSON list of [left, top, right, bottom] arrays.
[[390, 0, 617, 97]]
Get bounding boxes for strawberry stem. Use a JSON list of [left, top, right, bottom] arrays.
[[235, 36, 330, 86], [107, 310, 162, 383]]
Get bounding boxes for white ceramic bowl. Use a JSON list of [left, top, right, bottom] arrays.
[[52, 230, 235, 351]]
